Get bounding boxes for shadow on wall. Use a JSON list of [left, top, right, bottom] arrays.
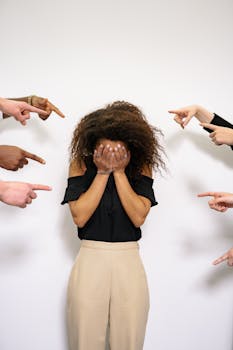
[[0, 237, 30, 266], [166, 130, 233, 285], [204, 264, 233, 287], [165, 129, 233, 169], [0, 117, 51, 143], [175, 224, 233, 287]]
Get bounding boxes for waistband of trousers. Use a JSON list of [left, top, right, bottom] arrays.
[[81, 240, 139, 250]]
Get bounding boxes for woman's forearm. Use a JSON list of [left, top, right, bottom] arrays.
[[113, 171, 150, 227], [69, 173, 109, 227]]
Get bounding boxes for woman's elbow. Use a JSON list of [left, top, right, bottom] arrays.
[[72, 215, 87, 228], [132, 209, 150, 227], [133, 216, 146, 228]]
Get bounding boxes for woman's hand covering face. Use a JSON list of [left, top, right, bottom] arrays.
[[93, 141, 130, 173]]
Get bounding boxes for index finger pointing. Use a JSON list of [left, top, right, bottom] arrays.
[[49, 102, 65, 118], [200, 123, 218, 130], [28, 105, 48, 115], [23, 151, 46, 164], [168, 110, 184, 114], [213, 254, 228, 265], [197, 192, 216, 198], [31, 184, 52, 191]]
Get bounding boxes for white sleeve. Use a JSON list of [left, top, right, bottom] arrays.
[[0, 110, 2, 119]]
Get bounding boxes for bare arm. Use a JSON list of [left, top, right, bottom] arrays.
[[113, 168, 152, 227], [68, 145, 112, 227], [112, 145, 152, 227], [169, 105, 214, 128]]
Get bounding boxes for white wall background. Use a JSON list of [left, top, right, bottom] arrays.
[[0, 0, 233, 349]]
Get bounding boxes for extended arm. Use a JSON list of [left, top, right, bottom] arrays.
[[0, 97, 47, 125], [1, 95, 65, 123], [169, 105, 214, 128], [169, 105, 233, 149]]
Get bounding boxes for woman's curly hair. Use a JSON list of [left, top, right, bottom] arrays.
[[70, 101, 165, 179]]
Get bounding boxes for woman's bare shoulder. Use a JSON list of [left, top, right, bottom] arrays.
[[69, 159, 87, 177]]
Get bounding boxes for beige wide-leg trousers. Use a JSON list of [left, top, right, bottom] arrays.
[[67, 240, 150, 350]]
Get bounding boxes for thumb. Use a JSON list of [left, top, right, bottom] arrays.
[[214, 196, 225, 204], [182, 112, 193, 127]]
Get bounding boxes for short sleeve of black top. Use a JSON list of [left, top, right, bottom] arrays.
[[61, 167, 158, 242], [204, 113, 233, 150]]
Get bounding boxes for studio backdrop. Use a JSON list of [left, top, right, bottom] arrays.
[[0, 0, 233, 349]]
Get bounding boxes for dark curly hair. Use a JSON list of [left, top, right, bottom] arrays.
[[70, 101, 165, 179]]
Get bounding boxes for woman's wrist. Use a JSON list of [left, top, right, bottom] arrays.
[[97, 169, 112, 175], [113, 168, 125, 175]]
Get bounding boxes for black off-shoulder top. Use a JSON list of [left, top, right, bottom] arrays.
[[61, 166, 157, 242]]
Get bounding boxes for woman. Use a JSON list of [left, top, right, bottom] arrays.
[[62, 101, 165, 350]]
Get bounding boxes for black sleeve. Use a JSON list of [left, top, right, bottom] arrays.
[[204, 113, 233, 150], [211, 114, 233, 129], [132, 175, 158, 207], [61, 175, 89, 204]]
